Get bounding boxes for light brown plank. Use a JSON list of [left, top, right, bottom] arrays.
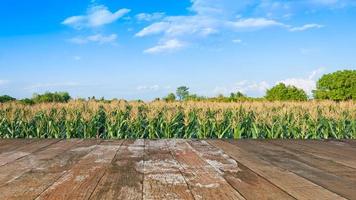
[[0, 139, 83, 185], [271, 140, 356, 169], [89, 140, 144, 200], [209, 140, 345, 200], [188, 140, 295, 200], [0, 140, 99, 200], [142, 140, 194, 200], [35, 140, 122, 200], [233, 140, 356, 200], [168, 139, 246, 200], [0, 139, 60, 167]]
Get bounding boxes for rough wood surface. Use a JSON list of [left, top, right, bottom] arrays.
[[231, 140, 356, 199], [0, 139, 60, 167], [89, 140, 144, 200], [209, 140, 346, 200], [143, 140, 194, 200], [168, 139, 246, 200], [1, 139, 355, 200], [188, 140, 295, 200]]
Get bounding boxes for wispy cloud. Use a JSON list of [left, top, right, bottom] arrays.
[[144, 39, 185, 54], [136, 12, 165, 22], [69, 34, 117, 44], [289, 24, 324, 32], [136, 0, 326, 52], [278, 68, 325, 95], [214, 80, 270, 96], [62, 5, 130, 29]]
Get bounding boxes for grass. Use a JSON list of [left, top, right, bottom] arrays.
[[0, 100, 355, 139]]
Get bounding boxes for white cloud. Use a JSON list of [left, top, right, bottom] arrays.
[[214, 80, 270, 96], [62, 5, 130, 29], [228, 18, 285, 30], [69, 34, 117, 44], [278, 68, 324, 95], [289, 24, 324, 32], [136, 12, 165, 21], [135, 0, 326, 52], [144, 39, 185, 54], [232, 39, 242, 44], [136, 85, 160, 91]]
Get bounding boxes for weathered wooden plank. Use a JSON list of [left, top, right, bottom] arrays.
[[294, 140, 356, 165], [35, 140, 122, 200], [168, 139, 246, 200], [141, 140, 194, 200], [0, 139, 37, 154], [271, 140, 356, 169], [0, 139, 82, 185], [0, 139, 60, 167], [209, 140, 345, 200], [233, 140, 356, 200], [0, 140, 99, 200], [188, 140, 295, 200], [89, 140, 144, 200]]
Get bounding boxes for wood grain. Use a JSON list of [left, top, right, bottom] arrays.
[[89, 140, 144, 200], [168, 139, 246, 200], [209, 140, 345, 200], [188, 140, 295, 200]]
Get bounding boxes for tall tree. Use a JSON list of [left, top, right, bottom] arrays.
[[176, 86, 189, 100], [313, 70, 356, 101]]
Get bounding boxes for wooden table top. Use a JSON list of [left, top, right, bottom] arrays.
[[0, 139, 355, 200]]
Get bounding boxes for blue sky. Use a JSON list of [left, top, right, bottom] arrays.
[[0, 0, 355, 100]]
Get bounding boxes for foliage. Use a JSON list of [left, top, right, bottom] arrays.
[[163, 93, 176, 102], [32, 92, 71, 103], [176, 86, 189, 100], [19, 98, 35, 105], [0, 101, 354, 139], [0, 95, 16, 103], [313, 70, 356, 101], [266, 83, 308, 101]]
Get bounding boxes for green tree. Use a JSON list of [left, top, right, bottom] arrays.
[[265, 83, 308, 101], [32, 92, 71, 103], [0, 95, 16, 103], [313, 70, 356, 101], [176, 86, 189, 100], [163, 93, 176, 102]]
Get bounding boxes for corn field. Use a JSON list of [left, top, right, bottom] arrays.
[[0, 101, 355, 139]]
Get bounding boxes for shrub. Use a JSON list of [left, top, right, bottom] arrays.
[[0, 95, 16, 103], [265, 83, 308, 101]]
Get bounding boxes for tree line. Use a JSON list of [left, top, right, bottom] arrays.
[[0, 70, 355, 104]]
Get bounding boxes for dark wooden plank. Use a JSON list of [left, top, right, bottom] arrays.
[[294, 140, 356, 166], [188, 140, 295, 200], [233, 140, 356, 200], [209, 140, 345, 200], [168, 139, 246, 200], [0, 139, 60, 167], [0, 140, 99, 200], [89, 140, 144, 200], [142, 140, 194, 200], [36, 140, 122, 200], [0, 139, 83, 185], [271, 140, 356, 169]]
